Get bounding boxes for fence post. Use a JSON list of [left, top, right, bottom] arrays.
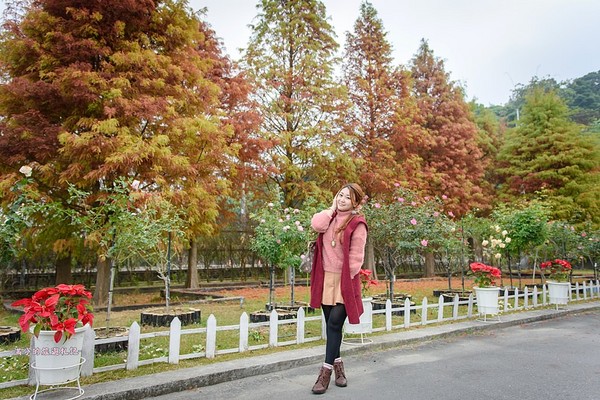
[[514, 287, 520, 310], [81, 324, 94, 377], [403, 298, 411, 328], [421, 297, 428, 326], [168, 317, 181, 364], [437, 296, 444, 322], [532, 286, 539, 308], [206, 314, 216, 358], [126, 321, 140, 370], [583, 281, 588, 300], [385, 299, 392, 331], [523, 287, 529, 309], [239, 312, 249, 352], [467, 293, 473, 318], [296, 307, 305, 344], [575, 282, 580, 301], [452, 294, 459, 320], [269, 309, 278, 347], [503, 289, 509, 312], [28, 336, 35, 384]]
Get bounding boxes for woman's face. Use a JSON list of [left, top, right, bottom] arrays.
[[336, 187, 354, 212]]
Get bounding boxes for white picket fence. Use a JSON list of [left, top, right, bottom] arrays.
[[1, 280, 599, 389]]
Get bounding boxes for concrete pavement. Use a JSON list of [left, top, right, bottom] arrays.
[[11, 301, 600, 400]]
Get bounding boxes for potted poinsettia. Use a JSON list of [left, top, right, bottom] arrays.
[[358, 268, 378, 298], [540, 259, 572, 307], [11, 284, 94, 386], [12, 284, 94, 343], [469, 262, 502, 320]]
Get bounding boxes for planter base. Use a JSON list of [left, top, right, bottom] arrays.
[[0, 326, 21, 344], [140, 308, 201, 327], [474, 287, 501, 323], [30, 383, 84, 400], [249, 309, 296, 323], [93, 327, 129, 353]]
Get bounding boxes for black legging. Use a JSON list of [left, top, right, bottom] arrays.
[[321, 303, 347, 364]]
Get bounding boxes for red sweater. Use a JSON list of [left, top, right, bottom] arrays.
[[309, 214, 368, 324]]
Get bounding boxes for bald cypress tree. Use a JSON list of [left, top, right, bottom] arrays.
[[342, 1, 419, 198], [497, 87, 600, 226], [409, 40, 487, 215], [242, 0, 352, 207], [0, 0, 240, 302]]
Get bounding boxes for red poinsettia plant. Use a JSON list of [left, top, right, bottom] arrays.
[[11, 284, 94, 343], [470, 262, 502, 288], [359, 268, 378, 297], [540, 259, 572, 282]]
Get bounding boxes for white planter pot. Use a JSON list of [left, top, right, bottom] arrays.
[[30, 324, 87, 385], [474, 287, 500, 317], [547, 281, 570, 305], [344, 297, 373, 334]]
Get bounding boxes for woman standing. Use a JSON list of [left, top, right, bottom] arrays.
[[309, 183, 368, 395]]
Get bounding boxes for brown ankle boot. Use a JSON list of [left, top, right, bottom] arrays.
[[333, 360, 347, 387], [311, 367, 332, 394]]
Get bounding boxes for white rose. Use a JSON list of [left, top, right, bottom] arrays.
[[482, 240, 489, 247], [494, 253, 502, 259], [505, 237, 511, 243], [499, 243, 506, 248], [502, 230, 508, 236]]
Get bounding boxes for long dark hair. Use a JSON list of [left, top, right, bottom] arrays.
[[334, 183, 366, 242]]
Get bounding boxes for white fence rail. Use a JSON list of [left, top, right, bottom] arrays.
[[1, 280, 599, 389]]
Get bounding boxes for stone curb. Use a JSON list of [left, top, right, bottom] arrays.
[[11, 301, 600, 400]]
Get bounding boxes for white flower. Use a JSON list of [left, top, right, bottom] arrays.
[[502, 230, 508, 236], [494, 253, 502, 259], [19, 165, 32, 177], [260, 219, 266, 224], [482, 240, 489, 247], [495, 225, 501, 232], [283, 225, 290, 231], [505, 237, 511, 243], [294, 221, 300, 225], [268, 202, 274, 207], [131, 180, 141, 190], [297, 226, 304, 232], [499, 243, 506, 248]]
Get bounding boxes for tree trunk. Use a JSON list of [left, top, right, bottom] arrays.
[[424, 251, 435, 277], [186, 239, 199, 289], [93, 257, 111, 307], [365, 238, 376, 278], [55, 255, 72, 285]]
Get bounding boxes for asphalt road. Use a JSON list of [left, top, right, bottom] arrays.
[[146, 310, 600, 400]]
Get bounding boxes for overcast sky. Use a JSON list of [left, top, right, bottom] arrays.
[[193, 0, 600, 106], [1, 1, 598, 106]]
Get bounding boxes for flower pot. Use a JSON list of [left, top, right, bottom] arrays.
[[344, 297, 373, 334], [474, 287, 500, 318], [547, 281, 570, 306], [30, 324, 88, 386]]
